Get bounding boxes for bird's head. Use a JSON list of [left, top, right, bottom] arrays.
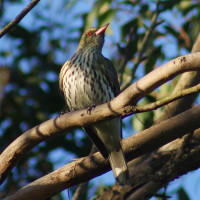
[[77, 23, 109, 52]]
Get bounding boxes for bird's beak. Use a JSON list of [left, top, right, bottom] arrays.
[[95, 23, 109, 35]]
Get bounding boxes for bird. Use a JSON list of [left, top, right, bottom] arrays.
[[59, 23, 130, 185]]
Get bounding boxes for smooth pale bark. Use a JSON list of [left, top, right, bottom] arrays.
[[1, 53, 200, 186], [4, 105, 200, 200]]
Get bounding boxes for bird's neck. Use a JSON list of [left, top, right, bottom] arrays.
[[70, 48, 102, 68], [76, 46, 102, 54]]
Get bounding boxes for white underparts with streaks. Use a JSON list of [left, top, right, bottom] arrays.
[[60, 50, 121, 151], [61, 51, 114, 111]]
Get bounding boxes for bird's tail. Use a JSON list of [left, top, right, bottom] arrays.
[[108, 148, 130, 185]]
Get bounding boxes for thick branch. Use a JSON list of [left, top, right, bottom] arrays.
[[126, 131, 200, 200], [115, 52, 200, 108], [122, 31, 200, 200], [95, 129, 200, 200], [156, 32, 200, 122], [0, 52, 200, 185], [4, 105, 200, 200], [90, 31, 200, 200], [72, 145, 97, 200], [0, 0, 40, 38]]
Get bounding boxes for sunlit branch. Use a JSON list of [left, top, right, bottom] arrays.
[[0, 52, 200, 186], [4, 105, 200, 200]]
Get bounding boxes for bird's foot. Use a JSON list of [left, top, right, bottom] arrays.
[[59, 110, 68, 117], [87, 104, 96, 115]]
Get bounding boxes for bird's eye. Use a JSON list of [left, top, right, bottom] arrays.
[[85, 31, 92, 37]]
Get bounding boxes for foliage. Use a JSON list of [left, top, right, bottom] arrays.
[[0, 0, 200, 199]]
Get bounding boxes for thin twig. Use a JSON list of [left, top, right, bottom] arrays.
[[122, 82, 200, 115], [0, 0, 40, 38], [118, 27, 135, 85], [121, 0, 163, 90]]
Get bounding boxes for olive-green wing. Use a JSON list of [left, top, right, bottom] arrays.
[[97, 55, 120, 97], [96, 55, 123, 140]]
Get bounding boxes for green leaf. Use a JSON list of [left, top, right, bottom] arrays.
[[132, 96, 154, 131], [159, 0, 182, 12], [121, 18, 138, 40], [145, 46, 162, 74], [99, 9, 117, 29], [177, 187, 190, 200], [164, 25, 179, 39]]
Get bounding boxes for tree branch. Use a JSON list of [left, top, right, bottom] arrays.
[[72, 145, 97, 200], [115, 52, 200, 108], [131, 0, 161, 75], [119, 31, 200, 200], [121, 0, 163, 90], [95, 129, 200, 200], [0, 0, 40, 38], [0, 52, 200, 185], [124, 82, 200, 114], [126, 131, 200, 200], [4, 105, 200, 200], [156, 32, 200, 122]]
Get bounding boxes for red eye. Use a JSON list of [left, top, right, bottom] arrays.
[[86, 31, 92, 37]]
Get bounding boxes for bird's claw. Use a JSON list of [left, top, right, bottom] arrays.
[[87, 104, 96, 115], [59, 110, 68, 117]]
